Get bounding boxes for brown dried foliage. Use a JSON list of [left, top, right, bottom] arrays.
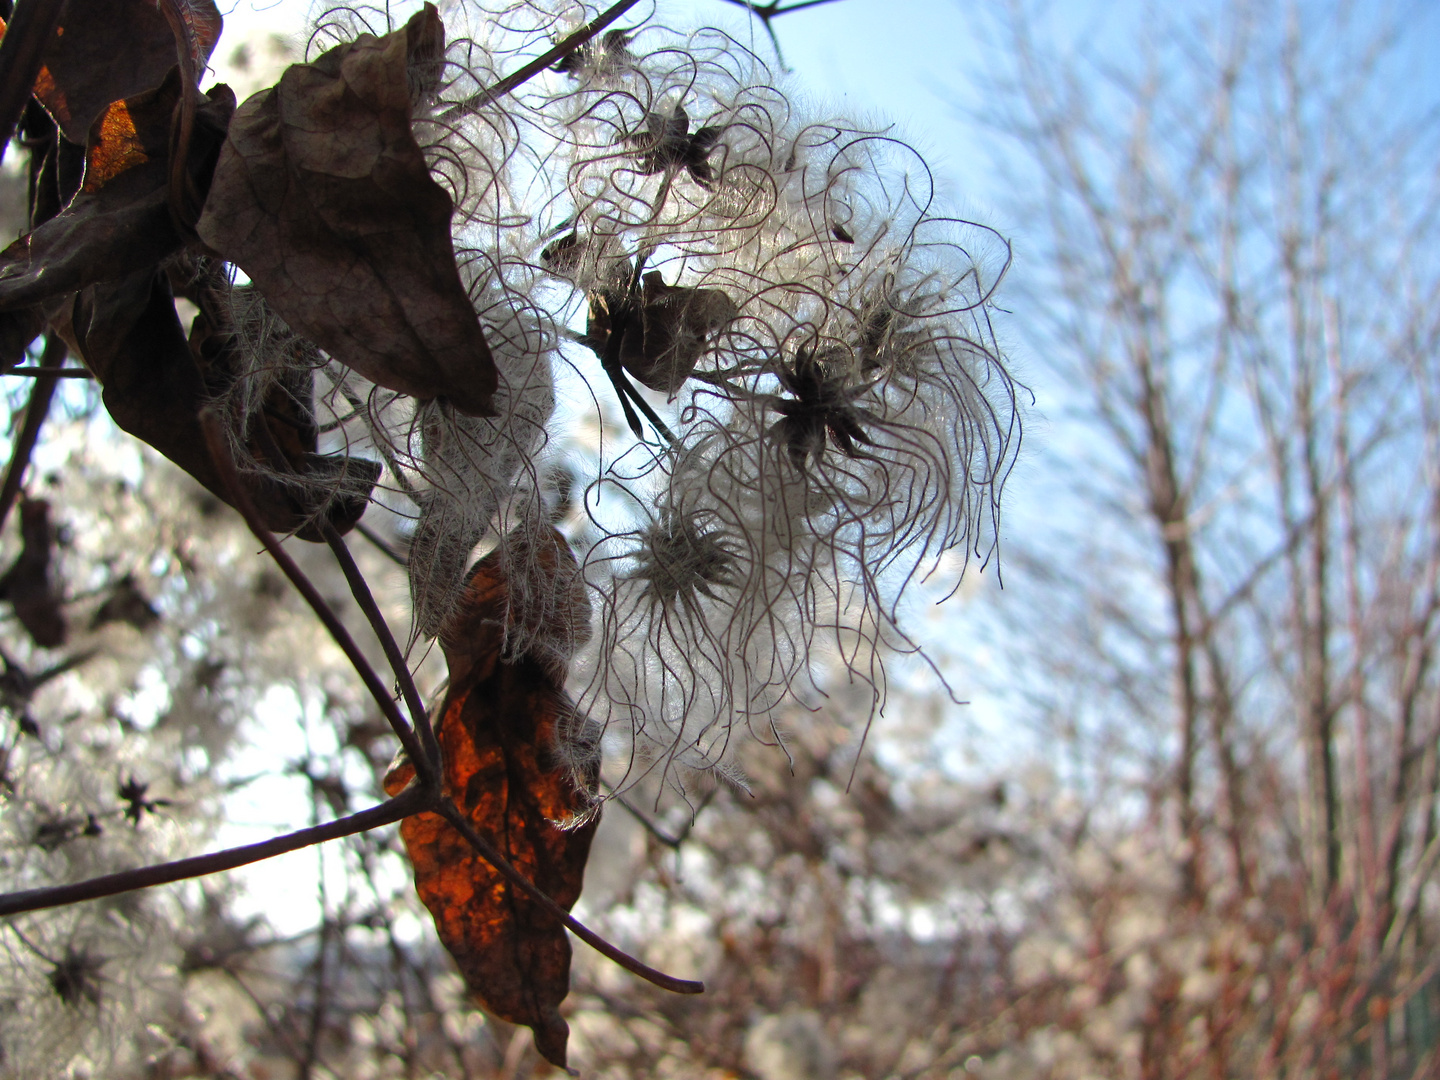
[[0, 496, 65, 647], [586, 268, 738, 394], [20, 0, 220, 144], [196, 4, 498, 417], [385, 529, 600, 1069], [0, 72, 233, 310]]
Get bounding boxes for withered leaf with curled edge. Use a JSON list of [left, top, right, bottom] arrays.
[[0, 74, 235, 312], [384, 529, 599, 1070], [74, 266, 379, 540], [197, 4, 498, 418], [14, 0, 221, 145], [587, 270, 737, 394]]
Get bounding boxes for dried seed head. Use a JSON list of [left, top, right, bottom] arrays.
[[631, 511, 740, 607], [49, 948, 104, 1009]]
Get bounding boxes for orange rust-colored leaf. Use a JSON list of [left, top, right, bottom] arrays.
[[84, 100, 148, 192], [27, 63, 68, 130], [1, 0, 221, 145], [385, 530, 598, 1070]]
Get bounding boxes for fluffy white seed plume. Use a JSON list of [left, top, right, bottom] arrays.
[[216, 0, 1021, 791]]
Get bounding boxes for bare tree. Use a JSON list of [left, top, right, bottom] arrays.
[[0, 0, 1020, 1074], [975, 0, 1440, 1074]]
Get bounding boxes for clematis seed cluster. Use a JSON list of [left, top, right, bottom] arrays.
[[229, 0, 1022, 789]]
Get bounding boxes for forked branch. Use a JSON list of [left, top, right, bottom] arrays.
[[198, 410, 436, 787]]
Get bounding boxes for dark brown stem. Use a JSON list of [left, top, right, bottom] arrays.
[[608, 785, 716, 849], [432, 800, 704, 995], [0, 786, 427, 917], [317, 518, 440, 771], [0, 331, 64, 535], [198, 410, 436, 786], [210, 420, 696, 996], [0, 0, 66, 164], [441, 0, 641, 120], [242, 416, 437, 771], [5, 367, 91, 377]]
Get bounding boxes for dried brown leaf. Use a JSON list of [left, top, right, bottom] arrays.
[[0, 75, 235, 312], [384, 529, 598, 1069], [587, 270, 736, 394], [0, 498, 66, 648], [0, 306, 44, 371], [74, 267, 379, 540], [196, 4, 497, 417], [23, 0, 220, 145]]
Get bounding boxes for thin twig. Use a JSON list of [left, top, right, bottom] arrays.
[[609, 785, 717, 848], [198, 410, 435, 785], [0, 332, 65, 535], [717, 0, 845, 68], [0, 786, 428, 917], [0, 0, 66, 163], [5, 367, 92, 378], [318, 518, 440, 770], [441, 0, 641, 120], [432, 800, 704, 995], [241, 416, 437, 767]]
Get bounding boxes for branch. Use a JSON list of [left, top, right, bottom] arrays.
[[198, 410, 436, 786], [356, 522, 409, 567], [0, 0, 66, 164], [0, 332, 65, 535], [441, 0, 641, 120], [0, 786, 428, 918], [716, 0, 845, 68], [317, 518, 441, 772], [432, 799, 704, 995], [608, 785, 717, 848], [719, 0, 845, 15], [4, 367, 92, 378]]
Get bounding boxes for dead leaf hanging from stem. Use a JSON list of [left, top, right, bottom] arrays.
[[385, 529, 599, 1069], [197, 4, 498, 417]]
